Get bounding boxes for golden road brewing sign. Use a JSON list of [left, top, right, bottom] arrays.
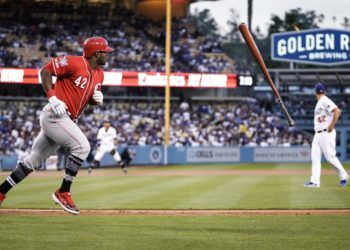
[[271, 29, 350, 65]]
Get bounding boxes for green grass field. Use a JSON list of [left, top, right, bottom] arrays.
[[1, 215, 349, 250], [0, 163, 349, 249]]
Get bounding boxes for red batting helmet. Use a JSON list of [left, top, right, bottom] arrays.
[[83, 37, 113, 57]]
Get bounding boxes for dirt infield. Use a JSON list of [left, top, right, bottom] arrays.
[[1, 208, 350, 216]]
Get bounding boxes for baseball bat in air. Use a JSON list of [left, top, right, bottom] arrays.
[[238, 23, 296, 127]]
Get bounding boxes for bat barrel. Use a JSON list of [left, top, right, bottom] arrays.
[[238, 22, 295, 127]]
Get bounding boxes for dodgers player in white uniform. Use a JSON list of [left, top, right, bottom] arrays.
[[304, 83, 349, 187], [88, 119, 126, 173]]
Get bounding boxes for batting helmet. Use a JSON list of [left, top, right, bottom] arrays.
[[83, 37, 113, 58]]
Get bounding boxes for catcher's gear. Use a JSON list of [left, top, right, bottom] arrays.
[[49, 96, 67, 116], [83, 37, 113, 57]]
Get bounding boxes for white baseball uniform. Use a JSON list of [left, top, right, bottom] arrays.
[[94, 126, 121, 162], [310, 95, 349, 185]]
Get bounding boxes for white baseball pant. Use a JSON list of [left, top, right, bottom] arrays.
[[94, 145, 121, 162], [310, 129, 349, 185], [23, 104, 90, 170]]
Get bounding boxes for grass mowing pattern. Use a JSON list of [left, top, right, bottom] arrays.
[[0, 163, 349, 209], [1, 163, 349, 250], [0, 215, 349, 250]]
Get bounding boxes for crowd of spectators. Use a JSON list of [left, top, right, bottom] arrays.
[[0, 101, 42, 157], [0, 100, 310, 156], [0, 1, 237, 74], [287, 96, 347, 119], [151, 18, 236, 73]]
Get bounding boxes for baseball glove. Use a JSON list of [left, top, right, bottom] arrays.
[[110, 148, 116, 155]]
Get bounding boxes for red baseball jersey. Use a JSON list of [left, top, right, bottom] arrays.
[[43, 55, 104, 119]]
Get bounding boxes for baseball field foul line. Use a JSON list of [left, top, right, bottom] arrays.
[[1, 209, 350, 216]]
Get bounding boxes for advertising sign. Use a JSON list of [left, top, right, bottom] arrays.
[[272, 29, 350, 65], [0, 68, 237, 88], [254, 147, 311, 162], [187, 147, 240, 163]]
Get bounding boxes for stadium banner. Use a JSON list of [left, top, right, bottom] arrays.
[[271, 28, 350, 65], [253, 147, 311, 162], [0, 68, 237, 88], [186, 147, 240, 163], [2, 145, 346, 170]]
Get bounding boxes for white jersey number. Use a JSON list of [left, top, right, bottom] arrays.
[[74, 76, 88, 89]]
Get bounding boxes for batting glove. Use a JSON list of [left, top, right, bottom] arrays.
[[49, 96, 67, 116], [93, 90, 103, 105]]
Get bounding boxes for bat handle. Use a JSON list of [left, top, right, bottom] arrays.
[[276, 97, 296, 127]]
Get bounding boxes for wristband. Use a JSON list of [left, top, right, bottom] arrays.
[[46, 89, 55, 98]]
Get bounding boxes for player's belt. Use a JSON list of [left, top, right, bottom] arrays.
[[316, 129, 327, 133]]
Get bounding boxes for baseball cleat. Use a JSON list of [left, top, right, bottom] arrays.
[[122, 166, 128, 174], [339, 178, 348, 187], [52, 190, 80, 215], [303, 182, 320, 188], [88, 167, 92, 174], [0, 192, 6, 207], [119, 162, 128, 174]]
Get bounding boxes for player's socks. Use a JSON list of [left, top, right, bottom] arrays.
[[0, 180, 12, 195], [0, 162, 33, 194], [59, 174, 73, 193]]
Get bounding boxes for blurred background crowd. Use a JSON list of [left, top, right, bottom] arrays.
[[1, 0, 348, 159], [0, 1, 240, 74], [0, 99, 311, 156]]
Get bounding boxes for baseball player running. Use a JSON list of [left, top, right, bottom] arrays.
[[0, 37, 113, 214], [88, 119, 128, 174], [304, 83, 349, 188]]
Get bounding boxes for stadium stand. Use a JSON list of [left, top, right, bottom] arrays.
[[0, 99, 311, 155], [0, 1, 235, 73], [0, 1, 322, 159]]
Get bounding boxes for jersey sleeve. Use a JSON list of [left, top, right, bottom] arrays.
[[95, 71, 104, 92], [42, 56, 74, 77], [323, 97, 337, 113], [100, 71, 104, 89], [88, 71, 104, 105]]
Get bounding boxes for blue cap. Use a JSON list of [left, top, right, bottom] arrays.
[[315, 83, 325, 94]]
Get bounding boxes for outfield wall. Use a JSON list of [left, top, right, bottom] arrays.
[[0, 145, 337, 171], [123, 146, 314, 165], [1, 145, 347, 171]]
